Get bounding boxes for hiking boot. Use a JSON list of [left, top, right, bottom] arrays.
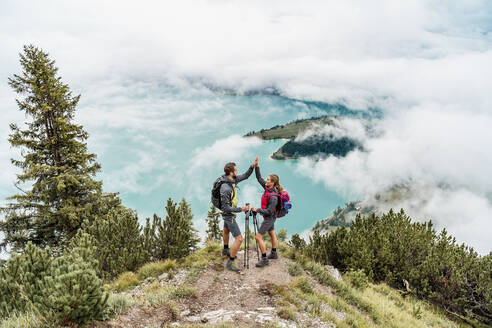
[[226, 260, 240, 272], [267, 251, 278, 259], [222, 248, 230, 257], [255, 257, 269, 268]]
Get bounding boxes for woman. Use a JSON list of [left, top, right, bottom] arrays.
[[251, 158, 282, 268]]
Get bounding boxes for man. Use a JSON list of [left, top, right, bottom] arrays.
[[220, 157, 257, 272]]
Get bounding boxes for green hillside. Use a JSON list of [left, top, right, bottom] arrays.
[[244, 116, 334, 140], [245, 116, 361, 160]]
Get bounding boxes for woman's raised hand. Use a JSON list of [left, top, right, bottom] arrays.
[[253, 156, 259, 167]]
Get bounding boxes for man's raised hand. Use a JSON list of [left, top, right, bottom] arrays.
[[252, 156, 259, 167]]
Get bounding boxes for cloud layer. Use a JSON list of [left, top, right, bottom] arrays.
[[1, 1, 491, 252]]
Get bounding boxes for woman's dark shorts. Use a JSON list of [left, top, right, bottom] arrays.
[[258, 217, 276, 235]]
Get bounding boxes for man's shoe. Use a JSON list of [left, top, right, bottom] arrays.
[[222, 248, 230, 257], [255, 257, 269, 268], [226, 260, 240, 272], [267, 251, 278, 259]]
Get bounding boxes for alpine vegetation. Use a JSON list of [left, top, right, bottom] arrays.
[[0, 45, 120, 252]]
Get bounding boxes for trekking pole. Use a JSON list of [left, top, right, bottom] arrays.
[[244, 204, 250, 269], [246, 211, 250, 269], [253, 211, 260, 261]]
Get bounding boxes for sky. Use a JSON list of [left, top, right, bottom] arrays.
[[1, 0, 492, 254]]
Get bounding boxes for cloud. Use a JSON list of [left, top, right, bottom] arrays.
[[191, 135, 262, 170], [296, 105, 492, 254], [1, 0, 492, 254], [295, 117, 369, 143]]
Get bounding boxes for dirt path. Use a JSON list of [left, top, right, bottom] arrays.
[[95, 248, 339, 328]]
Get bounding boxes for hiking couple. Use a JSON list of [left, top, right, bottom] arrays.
[[214, 156, 283, 272]]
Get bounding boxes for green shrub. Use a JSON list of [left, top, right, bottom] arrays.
[[79, 206, 149, 280], [0, 241, 108, 327], [289, 233, 306, 250], [277, 228, 288, 242], [345, 269, 368, 290], [304, 209, 492, 325], [143, 199, 200, 260], [40, 252, 108, 326]]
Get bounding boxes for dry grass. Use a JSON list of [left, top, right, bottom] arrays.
[[137, 259, 177, 280], [111, 271, 140, 292], [0, 311, 53, 328], [294, 254, 473, 328]]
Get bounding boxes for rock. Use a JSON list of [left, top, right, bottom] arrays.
[[185, 315, 201, 322], [324, 265, 342, 281], [256, 307, 275, 312], [181, 310, 191, 316], [202, 309, 245, 324]]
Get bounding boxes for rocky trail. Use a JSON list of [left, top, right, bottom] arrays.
[[93, 247, 344, 328]]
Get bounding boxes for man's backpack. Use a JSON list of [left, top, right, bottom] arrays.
[[211, 177, 232, 210]]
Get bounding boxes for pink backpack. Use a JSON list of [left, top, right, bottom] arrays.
[[261, 189, 292, 218]]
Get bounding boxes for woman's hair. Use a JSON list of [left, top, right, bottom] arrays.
[[268, 174, 283, 192]]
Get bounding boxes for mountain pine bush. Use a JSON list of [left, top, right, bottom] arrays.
[[305, 209, 492, 324], [0, 241, 107, 326], [144, 198, 200, 260], [205, 204, 222, 242], [77, 206, 149, 279]]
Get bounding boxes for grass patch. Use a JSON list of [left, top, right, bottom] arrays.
[[137, 259, 177, 280], [290, 276, 313, 294], [105, 292, 138, 317], [277, 306, 297, 321], [0, 311, 52, 328], [345, 269, 369, 290], [168, 285, 196, 299], [292, 253, 473, 328], [286, 262, 303, 276], [112, 271, 140, 292], [364, 283, 473, 328], [180, 241, 223, 277], [296, 256, 386, 326], [162, 324, 236, 328]]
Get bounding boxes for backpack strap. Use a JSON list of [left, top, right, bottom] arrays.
[[264, 190, 282, 213]]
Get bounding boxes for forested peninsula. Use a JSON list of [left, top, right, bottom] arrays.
[[244, 116, 362, 160]]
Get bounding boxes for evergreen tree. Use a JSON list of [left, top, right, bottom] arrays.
[[145, 198, 200, 260], [205, 204, 222, 242], [1, 45, 117, 252], [177, 198, 200, 255], [76, 206, 149, 279], [143, 214, 160, 260]]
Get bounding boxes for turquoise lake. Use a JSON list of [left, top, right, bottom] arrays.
[[82, 84, 350, 238]]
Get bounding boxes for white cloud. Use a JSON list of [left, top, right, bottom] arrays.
[[297, 105, 492, 254], [295, 117, 369, 143], [191, 135, 262, 170], [1, 0, 491, 253]]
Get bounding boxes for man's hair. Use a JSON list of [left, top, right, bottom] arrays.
[[224, 162, 236, 176]]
